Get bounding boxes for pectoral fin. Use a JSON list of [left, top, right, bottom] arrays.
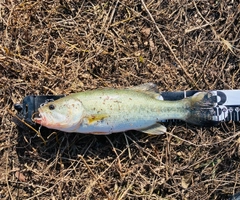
[[138, 123, 167, 135], [86, 114, 108, 124]]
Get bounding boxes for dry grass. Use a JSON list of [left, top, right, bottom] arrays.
[[0, 0, 240, 199]]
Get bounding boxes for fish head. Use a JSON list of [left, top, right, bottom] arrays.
[[33, 98, 84, 131]]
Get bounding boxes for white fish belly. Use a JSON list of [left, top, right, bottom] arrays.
[[74, 118, 158, 134]]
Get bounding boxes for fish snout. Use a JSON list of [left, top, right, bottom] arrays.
[[32, 111, 43, 124]]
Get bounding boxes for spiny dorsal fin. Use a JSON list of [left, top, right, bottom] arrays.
[[127, 83, 160, 99]]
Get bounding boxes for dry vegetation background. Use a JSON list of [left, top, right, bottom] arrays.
[[0, 0, 240, 199]]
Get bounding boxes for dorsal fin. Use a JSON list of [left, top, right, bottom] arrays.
[[128, 83, 158, 92], [127, 83, 160, 99]]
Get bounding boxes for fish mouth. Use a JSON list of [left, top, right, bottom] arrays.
[[32, 109, 44, 124]]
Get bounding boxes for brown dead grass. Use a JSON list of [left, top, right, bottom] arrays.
[[0, 0, 240, 199]]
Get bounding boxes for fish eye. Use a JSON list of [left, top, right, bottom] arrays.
[[49, 104, 55, 110]]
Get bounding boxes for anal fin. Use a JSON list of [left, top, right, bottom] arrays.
[[137, 123, 166, 135]]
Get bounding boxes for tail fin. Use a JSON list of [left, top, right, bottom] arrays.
[[185, 92, 216, 126]]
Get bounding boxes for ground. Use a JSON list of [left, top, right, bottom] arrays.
[[0, 0, 240, 199]]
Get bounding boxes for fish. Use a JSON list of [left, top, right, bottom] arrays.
[[33, 83, 214, 135]]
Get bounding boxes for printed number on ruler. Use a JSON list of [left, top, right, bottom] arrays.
[[211, 91, 229, 121]]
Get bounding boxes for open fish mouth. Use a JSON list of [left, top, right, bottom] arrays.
[[32, 111, 42, 124]]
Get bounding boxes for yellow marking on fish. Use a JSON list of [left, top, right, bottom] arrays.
[[87, 114, 108, 124]]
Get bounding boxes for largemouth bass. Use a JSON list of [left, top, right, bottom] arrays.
[[33, 83, 214, 135]]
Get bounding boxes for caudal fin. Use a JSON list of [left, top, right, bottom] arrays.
[[185, 92, 216, 126]]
